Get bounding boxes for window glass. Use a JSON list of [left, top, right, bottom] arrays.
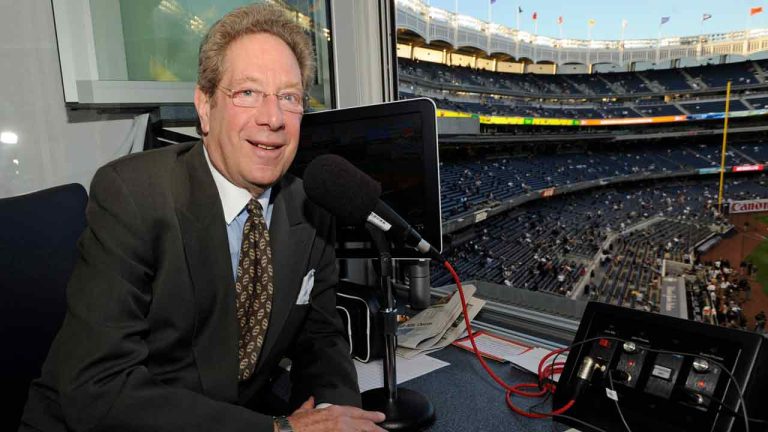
[[90, 0, 334, 109]]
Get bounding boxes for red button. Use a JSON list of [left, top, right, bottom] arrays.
[[697, 380, 706, 389], [599, 339, 610, 348], [628, 360, 636, 368]]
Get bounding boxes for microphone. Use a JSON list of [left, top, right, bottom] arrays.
[[303, 154, 443, 262]]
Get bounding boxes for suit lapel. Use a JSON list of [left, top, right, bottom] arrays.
[[256, 176, 315, 371], [173, 143, 317, 398], [173, 142, 239, 402]]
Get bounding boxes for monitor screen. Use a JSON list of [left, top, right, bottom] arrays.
[[292, 98, 442, 259]]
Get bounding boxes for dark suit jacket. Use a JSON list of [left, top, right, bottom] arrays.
[[20, 141, 360, 432]]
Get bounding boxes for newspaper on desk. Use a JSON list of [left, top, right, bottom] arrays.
[[396, 284, 485, 358]]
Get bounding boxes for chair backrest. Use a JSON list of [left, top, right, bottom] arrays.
[[0, 183, 88, 430]]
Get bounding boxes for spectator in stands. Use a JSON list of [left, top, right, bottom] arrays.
[[756, 311, 766, 333], [740, 278, 751, 301]]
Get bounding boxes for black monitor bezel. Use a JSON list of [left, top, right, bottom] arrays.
[[296, 97, 442, 259]]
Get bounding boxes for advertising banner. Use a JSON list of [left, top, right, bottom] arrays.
[[435, 108, 766, 128], [732, 164, 764, 173], [730, 199, 768, 213]]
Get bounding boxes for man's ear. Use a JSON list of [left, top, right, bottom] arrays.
[[194, 86, 211, 135]]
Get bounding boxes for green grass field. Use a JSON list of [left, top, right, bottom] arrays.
[[746, 215, 768, 294]]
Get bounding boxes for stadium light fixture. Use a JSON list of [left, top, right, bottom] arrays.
[[1, 131, 18, 145]]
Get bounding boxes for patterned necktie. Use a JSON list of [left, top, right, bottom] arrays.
[[235, 199, 274, 381]]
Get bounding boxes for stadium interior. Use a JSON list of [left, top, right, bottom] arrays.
[[394, 6, 768, 336]]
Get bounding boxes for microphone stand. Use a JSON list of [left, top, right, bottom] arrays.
[[361, 224, 435, 431]]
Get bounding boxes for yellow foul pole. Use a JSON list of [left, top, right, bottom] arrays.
[[717, 80, 732, 214]]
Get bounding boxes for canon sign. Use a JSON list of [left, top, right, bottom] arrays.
[[730, 199, 768, 214], [732, 164, 764, 173]]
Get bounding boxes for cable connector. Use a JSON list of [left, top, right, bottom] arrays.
[[573, 356, 606, 399]]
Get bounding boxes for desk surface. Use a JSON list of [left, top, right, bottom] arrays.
[[397, 345, 573, 432]]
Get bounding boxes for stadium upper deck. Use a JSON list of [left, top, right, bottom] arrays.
[[398, 60, 768, 125], [399, 58, 767, 97], [396, 0, 768, 71], [396, 0, 768, 124]]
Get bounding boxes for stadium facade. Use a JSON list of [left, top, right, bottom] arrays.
[[397, 0, 768, 72]]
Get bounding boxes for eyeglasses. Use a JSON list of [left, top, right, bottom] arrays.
[[218, 86, 307, 114]]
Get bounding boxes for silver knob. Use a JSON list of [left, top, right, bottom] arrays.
[[623, 341, 637, 353], [692, 358, 710, 373]]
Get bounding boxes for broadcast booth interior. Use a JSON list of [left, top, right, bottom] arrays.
[[11, 0, 768, 431]]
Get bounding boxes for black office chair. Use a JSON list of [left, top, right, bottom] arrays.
[[0, 183, 88, 430]]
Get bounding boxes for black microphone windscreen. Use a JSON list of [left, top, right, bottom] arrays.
[[303, 154, 382, 226]]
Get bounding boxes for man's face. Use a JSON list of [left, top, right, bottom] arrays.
[[195, 33, 303, 195]]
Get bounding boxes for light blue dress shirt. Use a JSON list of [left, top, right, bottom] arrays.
[[203, 146, 273, 280], [226, 198, 272, 279]]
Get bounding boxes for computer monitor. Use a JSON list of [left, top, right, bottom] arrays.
[[291, 98, 442, 259]]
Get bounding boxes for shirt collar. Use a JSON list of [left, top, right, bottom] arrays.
[[203, 145, 271, 225]]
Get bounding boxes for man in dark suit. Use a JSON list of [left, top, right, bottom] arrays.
[[20, 4, 385, 432]]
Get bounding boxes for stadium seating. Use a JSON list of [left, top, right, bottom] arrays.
[[399, 58, 768, 96], [398, 58, 768, 119], [686, 62, 760, 88], [634, 103, 684, 116], [641, 68, 692, 91], [599, 72, 650, 94], [591, 218, 712, 309], [679, 100, 747, 114], [746, 96, 768, 109], [739, 142, 768, 161], [438, 142, 765, 219], [432, 178, 768, 306]]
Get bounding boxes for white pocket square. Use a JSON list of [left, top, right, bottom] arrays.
[[297, 269, 315, 305]]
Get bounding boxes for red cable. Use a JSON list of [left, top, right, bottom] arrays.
[[509, 382, 549, 397], [442, 260, 576, 418]]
